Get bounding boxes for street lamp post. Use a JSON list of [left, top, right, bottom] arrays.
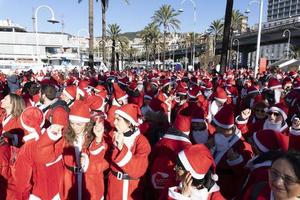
[[34, 5, 59, 63], [179, 0, 196, 70], [77, 29, 89, 59], [245, 0, 263, 77], [233, 39, 240, 70], [282, 29, 291, 58]]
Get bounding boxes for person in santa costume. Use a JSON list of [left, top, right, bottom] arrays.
[[243, 151, 300, 200], [149, 107, 192, 199], [207, 87, 228, 123], [39, 84, 69, 129], [237, 102, 289, 136], [0, 94, 25, 199], [13, 106, 62, 199], [167, 144, 224, 200], [106, 103, 151, 200], [61, 85, 78, 108], [37, 100, 109, 200], [240, 129, 289, 199], [207, 104, 253, 199]]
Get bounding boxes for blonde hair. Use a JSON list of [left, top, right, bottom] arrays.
[[9, 93, 25, 117]]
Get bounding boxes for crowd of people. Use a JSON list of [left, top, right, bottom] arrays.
[[0, 66, 299, 200]]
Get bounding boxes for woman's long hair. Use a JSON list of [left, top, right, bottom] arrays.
[[9, 93, 25, 117], [64, 122, 95, 148]]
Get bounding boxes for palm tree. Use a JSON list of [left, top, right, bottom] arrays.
[[107, 23, 121, 71], [99, 0, 129, 67], [231, 9, 244, 33], [78, 0, 94, 70], [118, 36, 130, 70], [208, 19, 224, 56], [152, 4, 180, 70], [220, 0, 234, 74], [140, 23, 161, 68]]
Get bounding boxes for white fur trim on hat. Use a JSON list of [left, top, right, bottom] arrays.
[[69, 115, 90, 123], [144, 95, 153, 100], [117, 94, 129, 101], [212, 117, 234, 129], [289, 127, 300, 136], [214, 97, 227, 103], [115, 109, 139, 126], [253, 132, 269, 152], [268, 106, 287, 120], [178, 150, 205, 180], [63, 89, 74, 100], [269, 85, 282, 90]]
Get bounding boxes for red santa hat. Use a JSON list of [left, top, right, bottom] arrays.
[[191, 105, 205, 123], [247, 85, 260, 95], [69, 100, 91, 123], [173, 107, 192, 134], [160, 79, 172, 88], [187, 85, 200, 99], [94, 85, 108, 99], [253, 130, 289, 152], [282, 77, 293, 88], [293, 77, 300, 89], [115, 103, 142, 126], [214, 87, 227, 103], [176, 84, 187, 96], [268, 78, 282, 90], [88, 95, 105, 112], [63, 85, 77, 100], [21, 107, 45, 142], [212, 104, 234, 129], [178, 144, 218, 180], [78, 80, 90, 97], [268, 102, 288, 121], [113, 83, 128, 101], [289, 70, 298, 78]]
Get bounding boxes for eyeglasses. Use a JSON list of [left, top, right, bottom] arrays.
[[267, 112, 281, 117], [269, 168, 299, 186]]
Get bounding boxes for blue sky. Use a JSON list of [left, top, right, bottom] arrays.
[[0, 0, 267, 36]]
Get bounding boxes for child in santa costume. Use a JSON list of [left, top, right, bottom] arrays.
[[207, 104, 253, 199], [167, 144, 224, 200], [106, 103, 151, 200]]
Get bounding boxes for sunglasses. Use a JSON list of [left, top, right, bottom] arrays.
[[267, 112, 281, 117]]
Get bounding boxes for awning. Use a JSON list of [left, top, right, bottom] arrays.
[[278, 59, 300, 71]]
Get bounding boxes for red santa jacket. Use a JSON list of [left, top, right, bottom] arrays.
[[106, 128, 151, 200], [242, 183, 272, 200], [13, 133, 63, 200], [36, 127, 109, 200], [212, 128, 253, 199], [149, 131, 192, 199], [288, 127, 300, 151]]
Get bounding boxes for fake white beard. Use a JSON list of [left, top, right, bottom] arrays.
[[192, 129, 209, 144], [204, 90, 212, 98], [214, 133, 232, 152], [263, 120, 282, 132], [211, 100, 221, 116], [274, 90, 281, 104]]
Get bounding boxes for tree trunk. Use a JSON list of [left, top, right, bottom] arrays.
[[101, 1, 107, 66], [112, 39, 116, 71], [88, 0, 94, 70], [163, 27, 166, 70], [153, 43, 156, 66], [220, 0, 234, 75]]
